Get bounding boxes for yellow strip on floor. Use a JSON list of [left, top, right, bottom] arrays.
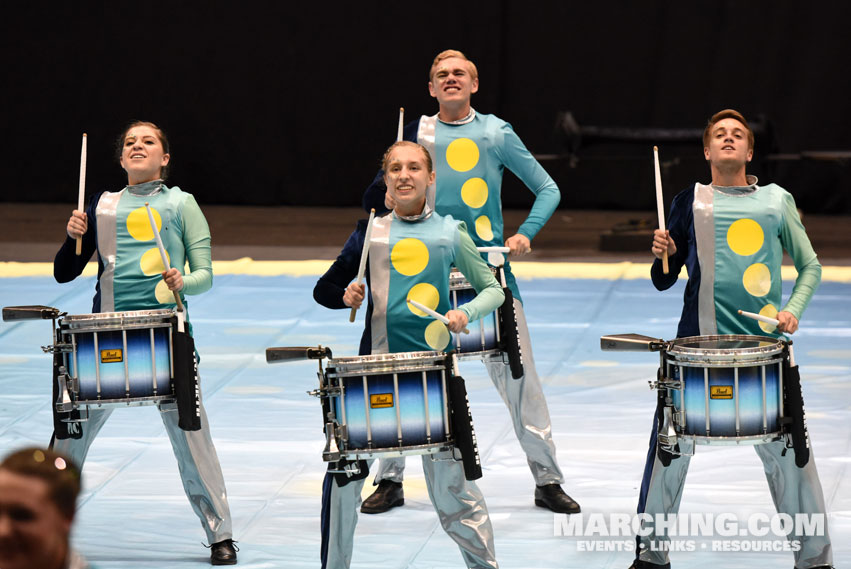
[[3, 259, 851, 282]]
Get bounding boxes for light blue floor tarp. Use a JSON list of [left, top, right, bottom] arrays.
[[1, 272, 849, 568]]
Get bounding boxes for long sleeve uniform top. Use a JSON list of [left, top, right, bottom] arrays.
[[362, 111, 560, 301], [314, 207, 504, 355], [54, 181, 212, 314], [651, 178, 821, 338]]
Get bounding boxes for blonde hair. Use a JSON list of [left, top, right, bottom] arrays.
[[381, 141, 433, 173], [429, 49, 478, 81]]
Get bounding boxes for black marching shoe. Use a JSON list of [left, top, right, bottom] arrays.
[[534, 484, 581, 514], [628, 560, 670, 569], [210, 539, 238, 565], [360, 480, 404, 514]]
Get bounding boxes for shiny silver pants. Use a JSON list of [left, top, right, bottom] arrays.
[[638, 433, 832, 568], [321, 452, 498, 568], [374, 297, 564, 486], [52, 391, 233, 544]]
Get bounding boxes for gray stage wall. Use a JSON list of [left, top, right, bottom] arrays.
[[3, 2, 850, 213]]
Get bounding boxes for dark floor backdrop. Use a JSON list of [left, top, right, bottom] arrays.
[[3, 2, 850, 212]]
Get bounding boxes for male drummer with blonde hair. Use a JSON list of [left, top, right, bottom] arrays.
[[361, 48, 579, 516], [631, 109, 832, 569]]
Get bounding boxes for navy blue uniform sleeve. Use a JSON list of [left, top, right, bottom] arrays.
[[313, 220, 367, 309], [362, 119, 419, 214], [650, 187, 692, 290], [54, 192, 101, 283]]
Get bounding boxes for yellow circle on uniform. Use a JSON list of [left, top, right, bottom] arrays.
[[407, 283, 440, 316], [475, 215, 494, 241], [758, 304, 779, 334], [391, 238, 429, 276], [461, 177, 488, 208], [154, 280, 177, 305], [140, 247, 168, 276], [127, 207, 161, 242], [742, 263, 771, 297], [424, 319, 451, 351], [727, 218, 764, 256], [446, 138, 479, 172]]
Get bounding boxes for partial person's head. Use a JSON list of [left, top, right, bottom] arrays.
[[702, 109, 754, 166], [116, 120, 171, 184], [0, 447, 81, 569], [382, 141, 435, 216], [428, 49, 479, 109]]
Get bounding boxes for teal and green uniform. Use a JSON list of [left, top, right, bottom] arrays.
[[53, 181, 232, 546], [637, 177, 831, 567], [314, 206, 503, 569], [363, 110, 567, 489]]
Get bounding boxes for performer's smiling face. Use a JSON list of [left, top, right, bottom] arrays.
[[704, 118, 753, 167], [384, 145, 435, 216], [119, 124, 171, 185], [428, 57, 479, 107]]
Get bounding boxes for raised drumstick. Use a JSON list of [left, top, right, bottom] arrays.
[[654, 146, 669, 274], [349, 209, 375, 322], [407, 298, 470, 335], [145, 202, 184, 313], [397, 107, 405, 142], [75, 133, 87, 255]]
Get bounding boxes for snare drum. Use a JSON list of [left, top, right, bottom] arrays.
[[449, 268, 502, 360], [324, 351, 453, 460], [662, 335, 785, 445], [57, 310, 176, 410]]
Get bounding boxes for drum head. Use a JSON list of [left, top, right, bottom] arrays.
[[667, 334, 784, 364]]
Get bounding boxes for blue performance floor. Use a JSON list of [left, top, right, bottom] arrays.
[[0, 263, 849, 568]]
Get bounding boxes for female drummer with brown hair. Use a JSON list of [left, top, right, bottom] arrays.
[[52, 121, 237, 565]]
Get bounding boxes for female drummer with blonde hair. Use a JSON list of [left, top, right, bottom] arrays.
[[314, 140, 504, 568], [53, 121, 237, 565]]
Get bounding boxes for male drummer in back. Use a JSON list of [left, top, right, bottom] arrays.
[[361, 48, 579, 516], [630, 109, 833, 569], [314, 141, 503, 568]]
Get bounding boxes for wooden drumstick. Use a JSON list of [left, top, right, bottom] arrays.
[[144, 202, 184, 312], [654, 146, 669, 274], [407, 298, 470, 335], [738, 309, 780, 327], [397, 107, 405, 142], [349, 208, 375, 322], [75, 133, 87, 255]]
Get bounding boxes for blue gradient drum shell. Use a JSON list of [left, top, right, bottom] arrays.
[[69, 328, 173, 401], [665, 335, 785, 441], [60, 310, 175, 404], [325, 351, 449, 452]]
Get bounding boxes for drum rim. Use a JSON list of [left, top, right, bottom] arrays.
[[667, 334, 784, 357], [328, 350, 446, 366], [61, 309, 175, 322], [449, 266, 498, 288], [60, 309, 176, 330]]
